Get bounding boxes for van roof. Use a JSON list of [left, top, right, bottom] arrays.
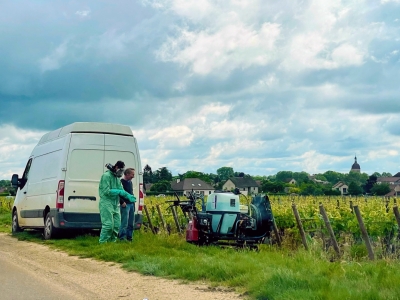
[[38, 122, 133, 145]]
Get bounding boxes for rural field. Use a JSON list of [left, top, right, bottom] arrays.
[[2, 195, 400, 299]]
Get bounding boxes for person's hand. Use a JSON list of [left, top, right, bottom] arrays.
[[121, 202, 127, 208], [128, 194, 136, 203]]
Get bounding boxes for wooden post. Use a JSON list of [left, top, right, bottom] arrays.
[[292, 203, 308, 250], [319, 203, 340, 256], [143, 205, 156, 234], [353, 205, 374, 260], [156, 204, 168, 233], [272, 219, 282, 247], [171, 206, 182, 234], [350, 200, 354, 214], [393, 206, 400, 238]]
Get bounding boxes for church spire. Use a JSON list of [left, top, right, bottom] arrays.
[[351, 154, 360, 173]]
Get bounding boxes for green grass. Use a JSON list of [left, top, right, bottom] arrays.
[[1, 201, 400, 299]]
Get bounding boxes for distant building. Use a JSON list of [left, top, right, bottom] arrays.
[[385, 185, 400, 197], [309, 175, 329, 185], [222, 177, 260, 196], [170, 178, 214, 196], [377, 174, 400, 197], [376, 177, 400, 185], [350, 156, 361, 173], [332, 181, 348, 195], [284, 178, 297, 185]]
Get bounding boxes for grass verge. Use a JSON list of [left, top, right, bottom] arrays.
[[1, 209, 400, 299]]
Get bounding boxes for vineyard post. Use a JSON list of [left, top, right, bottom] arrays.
[[272, 219, 282, 247], [393, 205, 400, 238], [350, 200, 354, 214], [156, 204, 168, 233], [353, 205, 375, 260], [171, 206, 182, 234], [143, 205, 156, 234], [292, 203, 308, 250], [319, 203, 340, 256]]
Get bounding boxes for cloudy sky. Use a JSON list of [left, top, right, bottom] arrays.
[[1, 0, 400, 180]]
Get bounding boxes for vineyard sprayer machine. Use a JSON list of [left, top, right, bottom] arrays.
[[169, 190, 276, 247]]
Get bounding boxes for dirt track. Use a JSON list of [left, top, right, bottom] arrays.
[[0, 233, 244, 300]]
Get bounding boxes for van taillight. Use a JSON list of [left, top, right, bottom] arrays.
[[56, 180, 65, 209], [138, 183, 144, 212]]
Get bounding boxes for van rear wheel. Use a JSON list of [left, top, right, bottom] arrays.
[[44, 212, 58, 240], [12, 210, 23, 234]]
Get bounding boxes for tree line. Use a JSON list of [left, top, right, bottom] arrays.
[[143, 165, 394, 196], [1, 167, 393, 197]]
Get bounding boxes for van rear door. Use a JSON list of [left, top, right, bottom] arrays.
[[64, 133, 104, 213], [104, 134, 138, 199]]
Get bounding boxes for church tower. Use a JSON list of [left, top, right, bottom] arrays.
[[350, 155, 361, 173]]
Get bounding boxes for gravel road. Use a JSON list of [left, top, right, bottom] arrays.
[[0, 233, 244, 300]]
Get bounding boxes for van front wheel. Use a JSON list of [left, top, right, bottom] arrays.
[[12, 210, 23, 234], [44, 213, 58, 240]]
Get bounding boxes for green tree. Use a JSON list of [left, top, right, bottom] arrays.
[[153, 167, 172, 183], [371, 183, 391, 196], [217, 167, 234, 181], [313, 174, 328, 181], [143, 164, 153, 184], [381, 172, 392, 177], [261, 180, 285, 193], [0, 180, 11, 188], [323, 171, 345, 184], [300, 181, 324, 196], [363, 174, 377, 194], [276, 171, 293, 182], [324, 189, 341, 196], [292, 171, 310, 184], [252, 175, 267, 181], [299, 182, 324, 196], [344, 172, 368, 186], [348, 182, 363, 195], [150, 180, 172, 193], [182, 170, 212, 184]]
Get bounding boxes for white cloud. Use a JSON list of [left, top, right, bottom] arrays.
[[331, 44, 364, 66], [39, 41, 69, 72], [75, 10, 91, 18], [149, 125, 194, 147], [0, 125, 43, 179], [157, 22, 280, 75], [170, 0, 213, 22]]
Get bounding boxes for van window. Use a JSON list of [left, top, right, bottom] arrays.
[[20, 158, 33, 189], [68, 149, 104, 180]]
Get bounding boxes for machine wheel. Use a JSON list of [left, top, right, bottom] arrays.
[[12, 210, 23, 234], [44, 212, 58, 240]]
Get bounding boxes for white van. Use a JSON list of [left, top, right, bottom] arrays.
[[11, 122, 144, 239]]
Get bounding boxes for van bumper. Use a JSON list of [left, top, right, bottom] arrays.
[[51, 209, 102, 229], [51, 209, 143, 230]]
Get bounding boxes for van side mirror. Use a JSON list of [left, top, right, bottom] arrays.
[[11, 174, 19, 188]]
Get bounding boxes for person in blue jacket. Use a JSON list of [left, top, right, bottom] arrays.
[[98, 161, 135, 243], [119, 168, 136, 241]]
